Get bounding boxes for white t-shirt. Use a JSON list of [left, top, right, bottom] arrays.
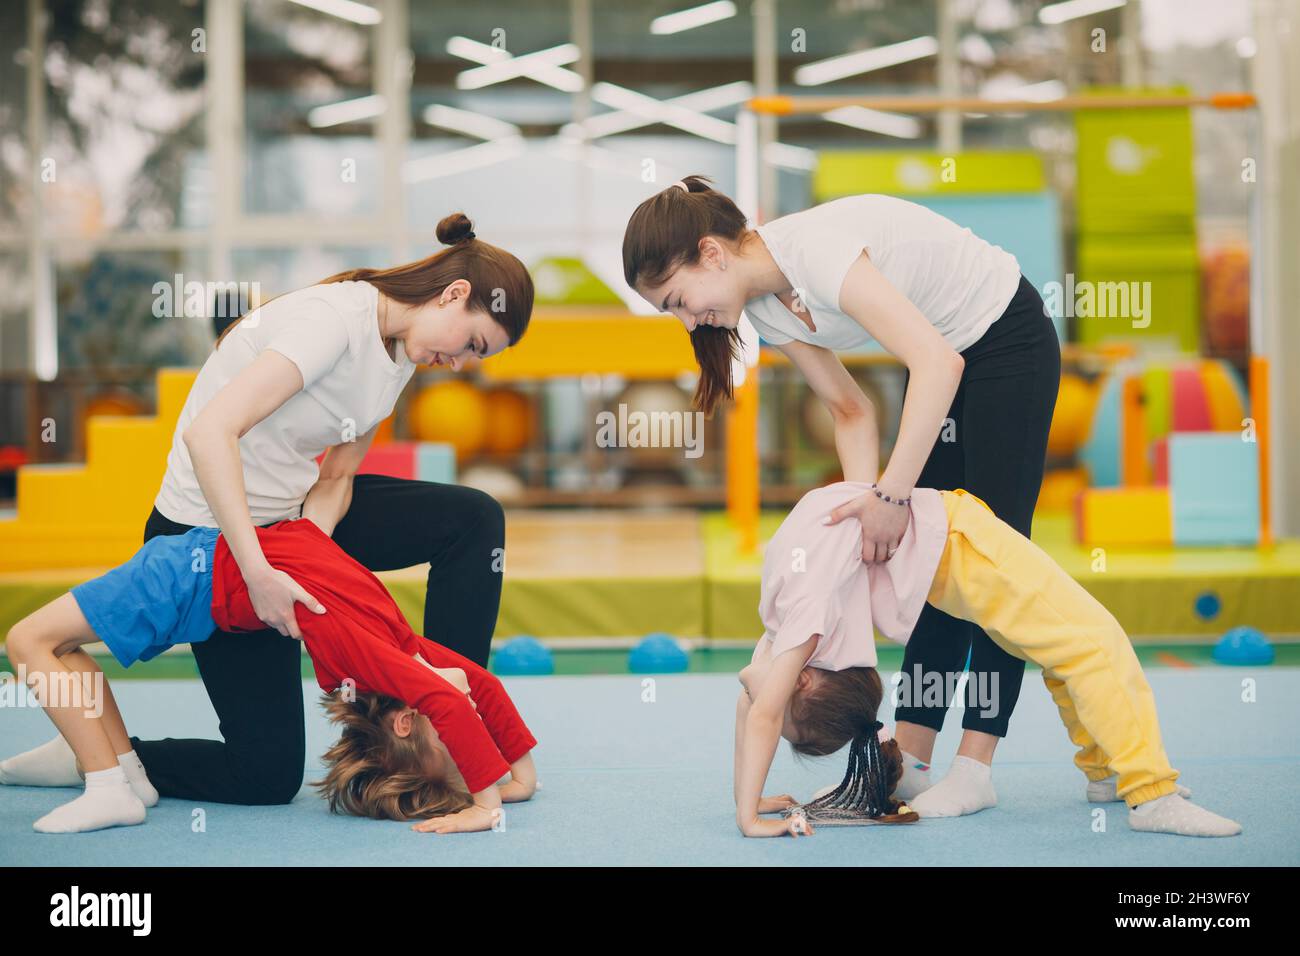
[[155, 280, 417, 527], [746, 194, 1022, 353]]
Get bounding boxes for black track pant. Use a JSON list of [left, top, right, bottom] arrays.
[[129, 475, 505, 805], [893, 274, 1061, 738]]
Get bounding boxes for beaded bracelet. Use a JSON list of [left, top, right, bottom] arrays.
[[869, 482, 911, 507]]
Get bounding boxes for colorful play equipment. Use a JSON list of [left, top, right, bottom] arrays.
[[351, 441, 456, 485], [733, 87, 1261, 557], [1074, 355, 1268, 548], [1075, 88, 1201, 351]]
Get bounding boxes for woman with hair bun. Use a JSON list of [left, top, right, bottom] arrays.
[[0, 212, 535, 808]]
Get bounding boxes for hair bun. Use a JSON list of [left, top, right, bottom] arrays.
[[436, 212, 476, 245]]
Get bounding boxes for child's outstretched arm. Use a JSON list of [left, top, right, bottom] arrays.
[[735, 639, 818, 838], [496, 752, 536, 803]]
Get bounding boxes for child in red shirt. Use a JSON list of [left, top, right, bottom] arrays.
[[2, 518, 536, 834]]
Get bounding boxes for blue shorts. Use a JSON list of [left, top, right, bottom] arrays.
[[70, 527, 220, 668]]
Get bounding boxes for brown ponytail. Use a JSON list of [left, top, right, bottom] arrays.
[[622, 174, 751, 417], [216, 211, 533, 350]]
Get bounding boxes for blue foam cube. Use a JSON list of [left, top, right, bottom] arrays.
[[1169, 433, 1259, 545]]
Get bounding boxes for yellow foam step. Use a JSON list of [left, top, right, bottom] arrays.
[[0, 522, 142, 572], [1077, 487, 1174, 548]]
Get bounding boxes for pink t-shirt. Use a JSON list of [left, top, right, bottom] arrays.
[[757, 482, 949, 670]]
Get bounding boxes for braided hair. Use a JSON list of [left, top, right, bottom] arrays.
[[788, 666, 904, 818], [801, 720, 901, 819]]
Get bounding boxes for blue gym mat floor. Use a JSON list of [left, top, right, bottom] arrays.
[[3, 668, 1297, 866]]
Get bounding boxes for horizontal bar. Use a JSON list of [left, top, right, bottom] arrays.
[[746, 92, 1257, 115]]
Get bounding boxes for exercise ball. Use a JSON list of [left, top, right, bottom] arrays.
[[1202, 245, 1250, 353], [85, 392, 146, 419], [611, 382, 694, 463], [493, 636, 554, 676], [1047, 374, 1098, 457], [629, 633, 689, 673], [409, 380, 488, 459], [1212, 626, 1274, 666], [459, 464, 526, 504], [801, 373, 886, 452], [483, 389, 533, 455]]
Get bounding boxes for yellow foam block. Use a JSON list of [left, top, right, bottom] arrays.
[[0, 524, 143, 572], [1, 367, 198, 570], [157, 368, 198, 421], [1077, 487, 1173, 548], [14, 465, 99, 522], [86, 417, 168, 470]]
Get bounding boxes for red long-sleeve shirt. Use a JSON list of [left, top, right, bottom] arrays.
[[210, 518, 536, 793]]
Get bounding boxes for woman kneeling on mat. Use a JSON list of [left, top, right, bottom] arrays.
[[3, 517, 536, 834], [733, 482, 1241, 840], [2, 210, 534, 815]]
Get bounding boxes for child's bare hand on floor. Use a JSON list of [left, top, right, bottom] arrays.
[[411, 804, 501, 834], [758, 794, 799, 813], [740, 815, 815, 838]]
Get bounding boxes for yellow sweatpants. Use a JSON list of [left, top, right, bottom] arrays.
[[924, 488, 1180, 808]]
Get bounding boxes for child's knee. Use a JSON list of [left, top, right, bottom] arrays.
[[5, 615, 45, 665]]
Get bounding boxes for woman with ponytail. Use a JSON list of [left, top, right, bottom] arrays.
[[625, 175, 1060, 817], [0, 213, 535, 808], [734, 481, 1241, 839]]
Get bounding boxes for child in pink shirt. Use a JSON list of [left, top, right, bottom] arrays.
[[735, 481, 1241, 840]]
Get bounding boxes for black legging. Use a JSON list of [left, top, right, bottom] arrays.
[[129, 474, 506, 805], [893, 273, 1061, 738]]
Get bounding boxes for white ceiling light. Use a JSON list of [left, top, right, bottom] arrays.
[[823, 105, 924, 139], [650, 1, 737, 35], [1038, 0, 1127, 26], [422, 104, 521, 141], [307, 93, 386, 127], [287, 0, 381, 26], [570, 81, 752, 139], [403, 136, 526, 183], [590, 82, 736, 143], [794, 36, 939, 86], [446, 37, 584, 92]]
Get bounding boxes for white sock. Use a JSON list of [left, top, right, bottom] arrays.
[[1087, 775, 1191, 803], [909, 755, 997, 818], [1128, 793, 1241, 837], [0, 735, 84, 787], [32, 766, 146, 834], [891, 750, 933, 801], [117, 750, 159, 808]]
